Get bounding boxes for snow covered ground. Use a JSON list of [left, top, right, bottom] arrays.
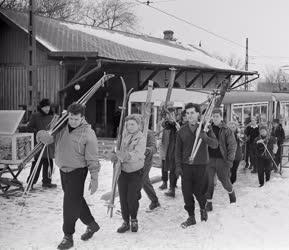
[[1, 160, 289, 250]]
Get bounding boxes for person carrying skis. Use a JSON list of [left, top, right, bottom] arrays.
[[227, 121, 243, 184], [271, 118, 285, 172], [111, 114, 146, 233], [140, 116, 160, 211], [159, 101, 180, 198], [255, 125, 278, 187], [205, 108, 237, 212], [23, 98, 57, 189], [175, 103, 218, 228], [244, 116, 259, 172], [37, 103, 100, 250]]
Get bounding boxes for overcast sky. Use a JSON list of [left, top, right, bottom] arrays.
[[132, 0, 289, 76]]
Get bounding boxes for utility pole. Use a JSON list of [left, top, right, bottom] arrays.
[[245, 38, 249, 90], [28, 0, 37, 114]]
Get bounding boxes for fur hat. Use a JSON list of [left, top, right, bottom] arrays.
[[259, 124, 268, 131], [39, 98, 51, 108]]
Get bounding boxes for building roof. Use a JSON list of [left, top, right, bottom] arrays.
[[0, 8, 257, 75]]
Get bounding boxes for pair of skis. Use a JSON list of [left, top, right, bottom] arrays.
[[107, 79, 155, 217], [17, 74, 114, 198]]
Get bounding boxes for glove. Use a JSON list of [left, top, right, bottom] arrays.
[[109, 151, 118, 163], [256, 139, 264, 144], [175, 167, 183, 178], [145, 147, 153, 156], [89, 177, 98, 195], [36, 130, 53, 145], [116, 150, 130, 162], [199, 131, 208, 140]]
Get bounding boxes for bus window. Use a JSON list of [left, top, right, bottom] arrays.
[[232, 107, 242, 125], [244, 106, 252, 125], [261, 105, 268, 122]]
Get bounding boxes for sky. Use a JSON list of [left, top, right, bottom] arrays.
[[130, 0, 289, 77]]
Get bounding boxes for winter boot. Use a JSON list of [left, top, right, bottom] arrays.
[[81, 221, 100, 241], [131, 219, 138, 232], [42, 183, 57, 188], [149, 200, 160, 210], [165, 188, 175, 198], [200, 209, 208, 222], [159, 181, 167, 190], [229, 190, 236, 203], [205, 201, 213, 212], [57, 235, 73, 250], [117, 221, 130, 233], [181, 216, 196, 228]]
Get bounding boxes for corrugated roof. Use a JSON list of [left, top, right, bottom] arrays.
[[0, 8, 256, 75]]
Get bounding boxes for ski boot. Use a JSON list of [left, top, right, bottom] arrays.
[[159, 181, 167, 190], [81, 221, 100, 241], [205, 201, 213, 212], [200, 209, 208, 221], [131, 219, 138, 232], [181, 216, 196, 228], [165, 188, 175, 198], [117, 221, 130, 233], [57, 235, 73, 250], [149, 200, 160, 210], [229, 190, 236, 203]]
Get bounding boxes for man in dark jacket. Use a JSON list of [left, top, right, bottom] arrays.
[[205, 108, 237, 212], [175, 103, 218, 228], [271, 119, 285, 171], [244, 117, 259, 173], [255, 125, 277, 186], [25, 98, 57, 188]]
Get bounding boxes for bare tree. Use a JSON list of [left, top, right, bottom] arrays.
[[81, 0, 138, 31], [0, 0, 81, 21], [0, 0, 24, 10], [257, 68, 289, 92], [214, 53, 245, 70]]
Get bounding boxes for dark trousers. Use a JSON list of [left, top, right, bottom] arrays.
[[256, 158, 271, 185], [142, 162, 158, 203], [245, 142, 250, 164], [274, 145, 282, 168], [161, 160, 177, 188], [206, 158, 233, 200], [249, 145, 257, 170], [230, 160, 240, 184], [27, 157, 53, 185], [118, 169, 143, 221], [60, 168, 95, 235], [181, 164, 207, 216]]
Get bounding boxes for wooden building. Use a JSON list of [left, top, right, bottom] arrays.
[[0, 8, 258, 137]]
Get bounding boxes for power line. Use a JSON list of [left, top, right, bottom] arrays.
[[134, 0, 289, 61]]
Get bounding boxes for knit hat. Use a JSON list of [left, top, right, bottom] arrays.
[[212, 108, 222, 116], [125, 114, 143, 126], [39, 98, 51, 108]]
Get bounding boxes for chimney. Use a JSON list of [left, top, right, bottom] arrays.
[[163, 30, 174, 41]]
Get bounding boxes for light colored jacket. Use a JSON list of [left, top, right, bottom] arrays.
[[121, 130, 146, 173], [54, 120, 100, 179]]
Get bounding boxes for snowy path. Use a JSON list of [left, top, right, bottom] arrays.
[[1, 161, 289, 250]]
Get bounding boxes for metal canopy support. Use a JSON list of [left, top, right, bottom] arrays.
[[203, 73, 217, 88], [231, 74, 260, 90], [186, 71, 202, 88], [139, 70, 159, 90], [59, 61, 102, 93], [230, 75, 244, 89]]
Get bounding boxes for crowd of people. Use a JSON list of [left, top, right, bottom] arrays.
[[25, 98, 285, 250]]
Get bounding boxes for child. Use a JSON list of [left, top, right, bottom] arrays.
[[255, 125, 278, 187]]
